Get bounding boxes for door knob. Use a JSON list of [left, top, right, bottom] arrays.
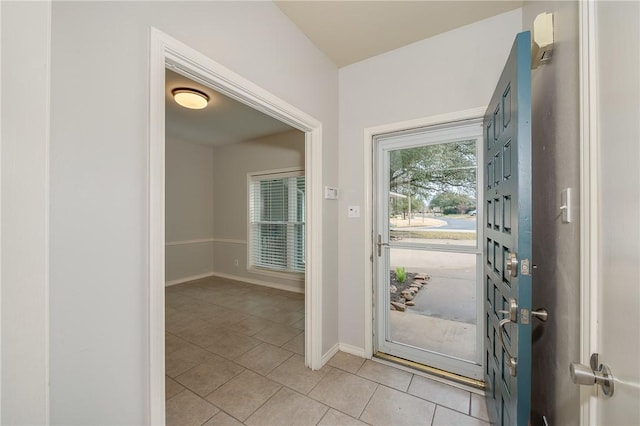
[[569, 353, 615, 396]]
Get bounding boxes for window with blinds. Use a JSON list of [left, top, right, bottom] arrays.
[[248, 170, 305, 274]]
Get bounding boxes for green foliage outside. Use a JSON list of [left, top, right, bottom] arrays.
[[395, 266, 407, 283], [389, 140, 477, 218], [429, 192, 476, 215]]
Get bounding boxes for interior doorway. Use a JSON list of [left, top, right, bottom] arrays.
[[149, 29, 324, 423]]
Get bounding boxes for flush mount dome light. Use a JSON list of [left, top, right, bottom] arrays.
[[172, 88, 210, 110]]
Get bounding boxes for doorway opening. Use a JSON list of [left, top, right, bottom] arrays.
[[364, 110, 486, 385], [149, 29, 324, 423]]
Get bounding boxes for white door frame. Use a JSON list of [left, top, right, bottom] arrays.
[[148, 28, 324, 424], [362, 107, 486, 358], [578, 1, 599, 423]]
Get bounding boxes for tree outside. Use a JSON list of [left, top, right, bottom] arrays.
[[389, 139, 477, 218]]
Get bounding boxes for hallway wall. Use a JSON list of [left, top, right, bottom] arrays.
[[337, 9, 522, 351], [212, 130, 305, 293], [165, 137, 215, 284], [522, 2, 581, 425], [1, 1, 51, 424], [48, 2, 338, 423]]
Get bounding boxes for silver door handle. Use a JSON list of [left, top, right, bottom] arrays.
[[497, 298, 518, 377], [498, 317, 518, 377], [377, 234, 389, 257], [570, 353, 615, 396]]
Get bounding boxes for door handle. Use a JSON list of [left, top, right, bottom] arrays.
[[497, 298, 518, 377], [377, 234, 389, 257], [570, 353, 615, 396]]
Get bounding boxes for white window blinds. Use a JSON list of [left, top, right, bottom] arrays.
[[249, 171, 305, 274]]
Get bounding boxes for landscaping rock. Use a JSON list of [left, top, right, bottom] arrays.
[[406, 301, 415, 306], [390, 301, 406, 312], [401, 289, 415, 301]]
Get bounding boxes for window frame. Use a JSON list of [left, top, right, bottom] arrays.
[[247, 167, 305, 280]]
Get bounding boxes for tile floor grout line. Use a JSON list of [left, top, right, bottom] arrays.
[[241, 384, 285, 424], [356, 383, 379, 421]]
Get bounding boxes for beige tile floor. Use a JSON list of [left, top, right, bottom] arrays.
[[165, 276, 490, 426]]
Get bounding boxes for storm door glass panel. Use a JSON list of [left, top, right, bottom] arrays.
[[388, 140, 478, 246], [375, 121, 483, 381], [389, 249, 478, 362]]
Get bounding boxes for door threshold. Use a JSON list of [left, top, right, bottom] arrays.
[[373, 352, 485, 391]]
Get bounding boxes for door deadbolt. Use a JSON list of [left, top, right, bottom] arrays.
[[506, 252, 518, 277]]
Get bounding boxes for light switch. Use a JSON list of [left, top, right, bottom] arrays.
[[560, 188, 572, 223], [324, 186, 338, 200], [347, 206, 360, 218]]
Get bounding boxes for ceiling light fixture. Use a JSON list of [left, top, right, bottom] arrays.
[[172, 88, 210, 110]]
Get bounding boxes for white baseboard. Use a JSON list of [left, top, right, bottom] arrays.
[[208, 271, 304, 294], [321, 343, 340, 366], [165, 272, 216, 287], [165, 271, 304, 294], [338, 343, 368, 358]]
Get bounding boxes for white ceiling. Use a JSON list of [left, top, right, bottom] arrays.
[[166, 1, 523, 146], [165, 69, 293, 147], [276, 1, 523, 67]]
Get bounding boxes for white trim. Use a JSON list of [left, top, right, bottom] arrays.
[[338, 343, 368, 359], [165, 271, 304, 293], [321, 343, 340, 365], [0, 1, 3, 418], [249, 166, 304, 179], [362, 107, 486, 358], [579, 2, 599, 424], [44, 1, 52, 420], [165, 238, 215, 246], [165, 238, 247, 245], [165, 272, 216, 287], [149, 28, 324, 423], [208, 271, 304, 294], [148, 27, 166, 426], [246, 267, 305, 282], [212, 238, 246, 245]]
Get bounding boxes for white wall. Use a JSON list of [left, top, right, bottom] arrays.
[[48, 2, 338, 423], [212, 129, 305, 292], [521, 3, 581, 424], [165, 137, 214, 284], [595, 2, 640, 424], [337, 9, 523, 350], [1, 1, 50, 424]]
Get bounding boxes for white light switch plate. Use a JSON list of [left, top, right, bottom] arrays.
[[347, 206, 360, 218], [324, 186, 338, 200]]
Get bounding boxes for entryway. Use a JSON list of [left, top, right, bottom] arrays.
[[373, 119, 484, 381], [149, 28, 324, 423], [166, 277, 490, 425]]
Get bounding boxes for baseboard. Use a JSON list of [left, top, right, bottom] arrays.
[[165, 272, 216, 287], [338, 343, 368, 358], [321, 343, 340, 366], [165, 271, 304, 294], [208, 271, 304, 294]]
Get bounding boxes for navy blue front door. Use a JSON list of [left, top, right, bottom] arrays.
[[483, 31, 532, 426]]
